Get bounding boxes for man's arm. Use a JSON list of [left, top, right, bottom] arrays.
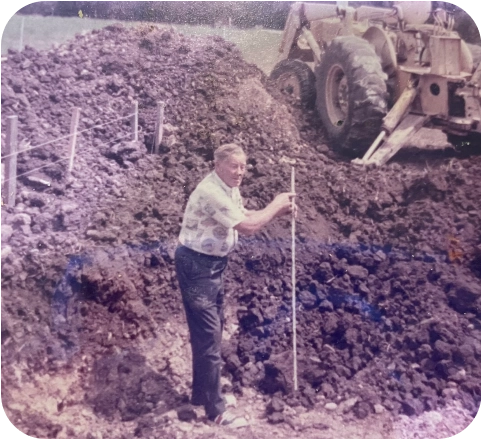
[[234, 192, 296, 236]]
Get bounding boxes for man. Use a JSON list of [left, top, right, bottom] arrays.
[[174, 143, 296, 425]]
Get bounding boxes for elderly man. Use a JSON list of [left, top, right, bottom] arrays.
[[174, 143, 296, 425]]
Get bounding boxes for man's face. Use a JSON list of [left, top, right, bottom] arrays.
[[215, 152, 247, 188]]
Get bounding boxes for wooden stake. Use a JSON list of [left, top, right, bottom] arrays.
[[291, 166, 298, 391], [68, 107, 80, 173], [5, 116, 18, 207], [131, 100, 139, 142], [154, 101, 165, 154]]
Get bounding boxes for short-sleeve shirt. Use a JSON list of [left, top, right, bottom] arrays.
[[178, 171, 246, 256]]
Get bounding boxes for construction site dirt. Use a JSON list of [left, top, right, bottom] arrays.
[[1, 23, 480, 439]]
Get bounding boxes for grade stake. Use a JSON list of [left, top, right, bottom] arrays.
[[291, 166, 298, 391]]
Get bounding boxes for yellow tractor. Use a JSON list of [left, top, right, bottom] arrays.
[[270, 1, 481, 165]]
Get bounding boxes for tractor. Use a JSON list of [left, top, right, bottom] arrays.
[[270, 1, 481, 166]]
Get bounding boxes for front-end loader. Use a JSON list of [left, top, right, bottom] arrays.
[[270, 1, 481, 166]]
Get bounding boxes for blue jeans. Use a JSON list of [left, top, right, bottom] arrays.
[[174, 245, 228, 419]]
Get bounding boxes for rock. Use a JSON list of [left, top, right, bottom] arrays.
[[298, 290, 318, 309], [225, 353, 242, 373], [1, 246, 12, 260], [1, 225, 13, 242], [230, 417, 248, 428], [325, 402, 337, 411], [442, 388, 458, 398], [401, 399, 424, 416], [266, 396, 284, 414], [321, 383, 335, 399], [346, 265, 369, 280], [374, 404, 385, 414], [177, 405, 197, 422], [433, 340, 452, 361], [353, 401, 372, 419], [339, 397, 358, 413], [25, 175, 51, 189], [319, 299, 334, 312], [451, 368, 467, 382], [262, 305, 277, 322], [237, 307, 263, 330], [168, 356, 187, 377], [58, 67, 75, 78], [86, 229, 116, 242], [225, 394, 237, 408], [267, 412, 284, 424], [315, 262, 333, 282], [447, 281, 481, 313], [60, 201, 79, 214], [178, 422, 194, 432], [10, 213, 31, 227]]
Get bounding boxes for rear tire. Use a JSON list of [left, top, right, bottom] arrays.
[[270, 59, 316, 108], [315, 36, 388, 156]]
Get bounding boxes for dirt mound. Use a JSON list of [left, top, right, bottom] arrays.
[[2, 22, 481, 438], [87, 350, 180, 422]]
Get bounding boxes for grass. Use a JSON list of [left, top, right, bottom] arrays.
[[1, 14, 282, 74]]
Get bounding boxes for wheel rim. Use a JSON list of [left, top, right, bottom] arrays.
[[325, 64, 348, 128], [277, 72, 301, 99]]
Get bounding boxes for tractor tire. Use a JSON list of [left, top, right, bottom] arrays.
[[315, 36, 388, 156], [270, 59, 316, 108]]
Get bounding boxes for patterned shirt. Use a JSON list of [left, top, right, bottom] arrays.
[[178, 171, 246, 256]]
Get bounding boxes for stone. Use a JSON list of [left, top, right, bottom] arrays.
[[374, 404, 385, 414], [298, 290, 318, 309], [346, 265, 369, 280], [353, 401, 372, 419], [442, 388, 458, 398], [230, 417, 248, 428], [340, 397, 358, 413], [267, 412, 284, 424], [11, 213, 31, 227], [225, 394, 237, 408], [447, 281, 481, 313], [25, 175, 51, 189], [60, 201, 79, 214], [315, 262, 333, 282], [325, 402, 337, 411], [237, 307, 263, 330], [1, 225, 13, 242], [86, 229, 116, 242], [401, 399, 424, 416], [1, 246, 12, 260], [177, 405, 197, 422], [321, 383, 335, 399], [433, 340, 452, 361], [178, 422, 194, 432], [266, 396, 284, 414], [319, 299, 334, 312]]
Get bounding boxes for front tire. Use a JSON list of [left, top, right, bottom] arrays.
[[315, 36, 388, 156], [270, 59, 316, 108]]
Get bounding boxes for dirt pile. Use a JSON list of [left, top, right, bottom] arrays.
[[1, 22, 481, 438]]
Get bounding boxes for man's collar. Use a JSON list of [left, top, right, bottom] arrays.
[[212, 171, 233, 195]]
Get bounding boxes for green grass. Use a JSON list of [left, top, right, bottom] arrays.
[[2, 14, 282, 74]]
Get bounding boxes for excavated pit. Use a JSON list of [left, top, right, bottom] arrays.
[[1, 22, 481, 437]]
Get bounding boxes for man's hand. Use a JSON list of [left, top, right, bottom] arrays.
[[235, 192, 297, 235], [272, 192, 297, 217]]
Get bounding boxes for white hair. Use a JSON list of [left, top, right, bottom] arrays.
[[214, 143, 245, 163]]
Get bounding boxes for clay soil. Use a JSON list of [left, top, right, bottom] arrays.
[[1, 23, 481, 439]]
